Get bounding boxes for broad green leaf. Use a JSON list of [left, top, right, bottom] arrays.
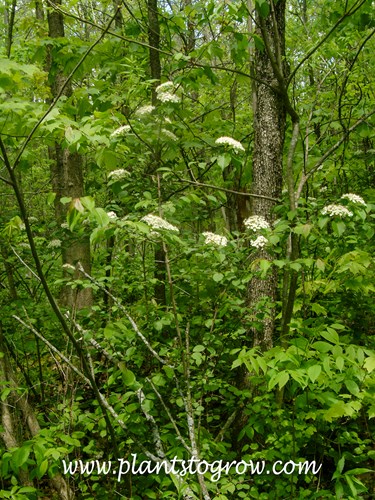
[[364, 355, 375, 372], [335, 356, 344, 371], [213, 272, 224, 282], [38, 459, 49, 478], [312, 341, 332, 353], [193, 345, 205, 352], [344, 380, 359, 396], [93, 208, 110, 227], [217, 154, 231, 170], [321, 329, 340, 344], [308, 365, 321, 383]]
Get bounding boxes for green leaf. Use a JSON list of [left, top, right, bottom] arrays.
[[344, 380, 359, 396], [38, 459, 49, 478], [316, 258, 325, 272], [217, 154, 231, 170], [293, 223, 312, 237], [256, 0, 270, 18], [92, 208, 110, 227], [213, 272, 224, 282], [120, 366, 136, 386], [12, 446, 31, 468], [364, 355, 375, 372], [336, 356, 344, 371], [308, 365, 321, 383], [193, 345, 205, 352], [269, 371, 289, 390], [312, 341, 332, 353], [332, 220, 346, 237], [321, 329, 340, 344]]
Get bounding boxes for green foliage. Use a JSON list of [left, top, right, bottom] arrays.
[[1, 0, 375, 498]]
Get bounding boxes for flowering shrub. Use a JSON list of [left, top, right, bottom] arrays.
[[321, 204, 353, 217], [108, 169, 130, 181], [141, 214, 179, 232], [243, 215, 270, 231], [202, 232, 228, 247], [250, 235, 268, 249], [111, 125, 131, 136], [215, 136, 245, 152], [341, 193, 366, 205], [136, 105, 155, 116]]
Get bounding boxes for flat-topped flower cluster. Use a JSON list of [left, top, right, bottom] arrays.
[[250, 235, 268, 249], [108, 169, 130, 181], [321, 204, 353, 217], [141, 214, 179, 232], [215, 136, 245, 153], [243, 215, 270, 231], [111, 125, 131, 137], [156, 81, 180, 103], [202, 232, 228, 247], [243, 215, 270, 249], [341, 193, 366, 205], [136, 105, 155, 116]]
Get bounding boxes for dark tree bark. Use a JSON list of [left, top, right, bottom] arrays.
[[4, 0, 17, 57], [35, 0, 44, 21], [47, 1, 92, 309], [248, 0, 287, 351], [146, 0, 166, 304], [147, 0, 161, 104]]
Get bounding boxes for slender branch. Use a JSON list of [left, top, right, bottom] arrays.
[[215, 409, 238, 442], [338, 27, 375, 130], [171, 176, 280, 202], [13, 315, 90, 384], [286, 121, 300, 211], [0, 175, 14, 186], [295, 109, 375, 202], [10, 246, 41, 282], [77, 264, 172, 367], [147, 377, 192, 453], [288, 0, 368, 85]]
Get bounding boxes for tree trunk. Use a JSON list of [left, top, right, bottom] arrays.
[[146, 0, 166, 304], [47, 1, 92, 310], [4, 0, 17, 58], [248, 0, 287, 351]]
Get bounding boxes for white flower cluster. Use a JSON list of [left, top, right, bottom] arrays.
[[156, 81, 180, 103], [107, 211, 118, 219], [136, 105, 155, 116], [243, 215, 270, 231], [215, 136, 245, 153], [321, 204, 353, 217], [156, 81, 175, 93], [48, 239, 62, 248], [111, 125, 131, 137], [162, 129, 178, 141], [157, 92, 180, 103], [202, 232, 228, 247], [341, 193, 366, 206], [141, 214, 179, 232], [108, 169, 130, 181], [250, 235, 268, 249]]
